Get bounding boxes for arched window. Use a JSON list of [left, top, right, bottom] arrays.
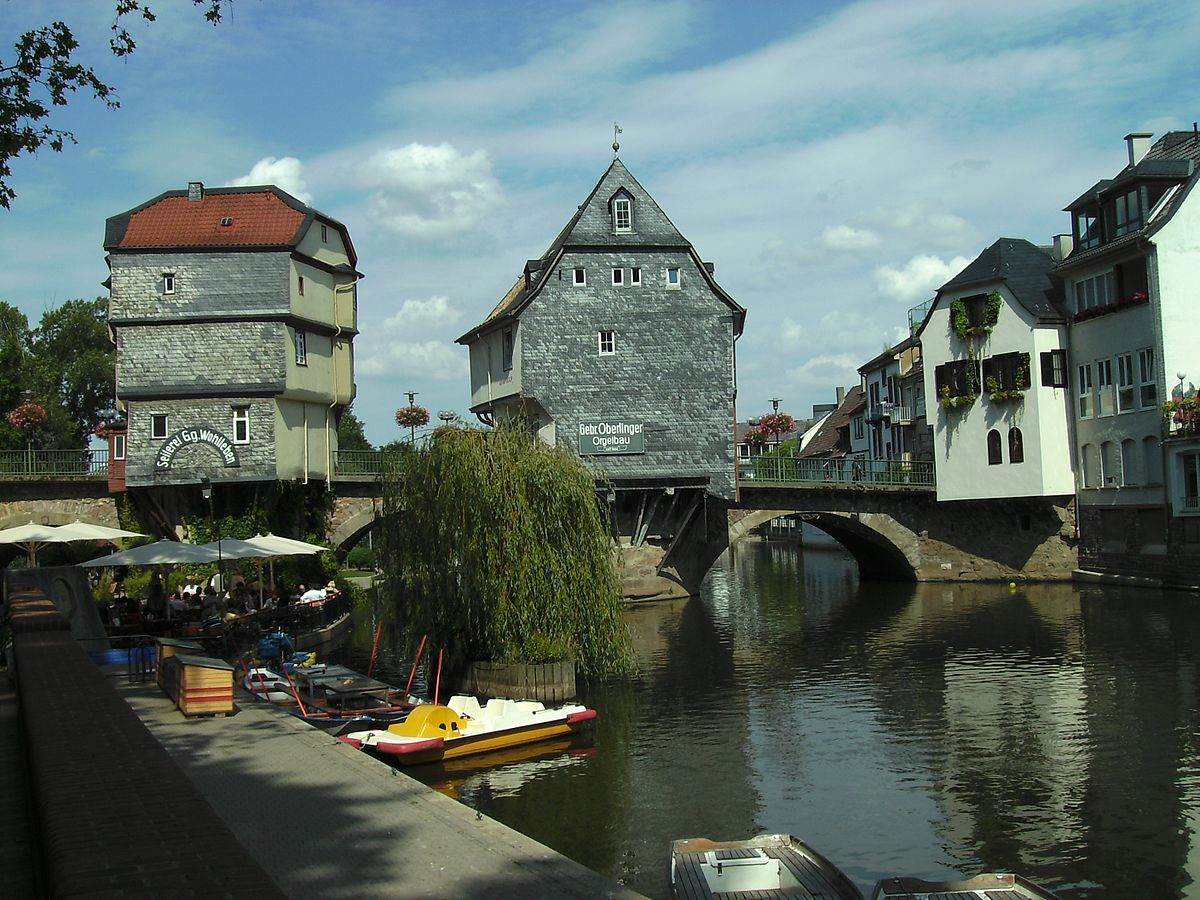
[[1081, 443, 1098, 488], [1143, 435, 1163, 484], [1008, 427, 1024, 464], [1101, 440, 1118, 486], [1121, 438, 1138, 485], [987, 429, 1002, 465]]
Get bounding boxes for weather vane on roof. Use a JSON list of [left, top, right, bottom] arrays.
[[613, 122, 622, 157]]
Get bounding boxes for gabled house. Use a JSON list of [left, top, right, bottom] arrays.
[[857, 336, 929, 464], [456, 158, 746, 502], [1057, 130, 1200, 580], [104, 183, 359, 491], [919, 238, 1073, 502]]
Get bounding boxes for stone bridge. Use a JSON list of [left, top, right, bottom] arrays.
[[734, 482, 1077, 582]]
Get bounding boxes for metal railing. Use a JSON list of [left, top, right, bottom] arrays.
[[333, 449, 384, 477], [0, 448, 109, 480], [741, 455, 936, 489]]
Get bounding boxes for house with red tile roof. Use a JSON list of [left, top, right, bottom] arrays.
[[103, 183, 360, 491]]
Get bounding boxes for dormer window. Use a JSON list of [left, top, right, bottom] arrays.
[[1075, 211, 1100, 250], [220, 216, 234, 227], [1113, 188, 1141, 236], [610, 190, 633, 233]]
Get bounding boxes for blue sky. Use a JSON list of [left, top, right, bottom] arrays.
[[4, 0, 1199, 444]]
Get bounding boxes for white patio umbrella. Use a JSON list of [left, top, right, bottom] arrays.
[[55, 521, 145, 542], [79, 540, 220, 567], [209, 536, 326, 607], [0, 522, 75, 565]]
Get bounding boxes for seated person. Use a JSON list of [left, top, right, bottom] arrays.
[[299, 584, 326, 604], [168, 591, 188, 615]]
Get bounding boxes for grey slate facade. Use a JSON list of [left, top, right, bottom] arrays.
[[105, 184, 359, 489], [458, 159, 745, 501]]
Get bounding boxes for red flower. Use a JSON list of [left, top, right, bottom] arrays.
[[7, 402, 48, 431], [395, 405, 430, 428]]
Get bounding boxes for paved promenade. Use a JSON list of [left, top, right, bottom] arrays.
[[116, 679, 642, 899]]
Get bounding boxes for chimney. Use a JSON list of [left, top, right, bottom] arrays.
[[1051, 234, 1074, 262], [1125, 133, 1153, 167], [187, 181, 205, 202], [836, 386, 846, 405]]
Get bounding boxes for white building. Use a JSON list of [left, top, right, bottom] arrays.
[[919, 238, 1074, 502]]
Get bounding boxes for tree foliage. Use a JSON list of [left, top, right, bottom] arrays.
[[0, 2, 228, 208], [377, 425, 634, 680], [336, 407, 373, 452]]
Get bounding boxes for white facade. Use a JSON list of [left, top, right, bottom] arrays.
[[922, 283, 1074, 503]]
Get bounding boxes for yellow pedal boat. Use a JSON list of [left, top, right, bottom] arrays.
[[336, 694, 597, 765]]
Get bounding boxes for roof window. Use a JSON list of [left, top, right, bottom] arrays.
[[220, 217, 234, 227]]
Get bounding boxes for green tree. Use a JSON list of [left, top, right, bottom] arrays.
[[1, 2, 228, 208], [336, 407, 373, 452], [29, 298, 114, 445]]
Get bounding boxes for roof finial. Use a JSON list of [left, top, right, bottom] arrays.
[[612, 122, 622, 157]]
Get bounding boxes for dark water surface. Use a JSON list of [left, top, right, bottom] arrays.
[[338, 537, 1200, 899]]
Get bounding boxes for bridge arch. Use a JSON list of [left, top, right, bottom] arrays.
[[729, 508, 919, 581]]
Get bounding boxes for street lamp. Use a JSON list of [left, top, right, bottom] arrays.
[[200, 476, 222, 588], [770, 397, 781, 413], [437, 410, 456, 426]]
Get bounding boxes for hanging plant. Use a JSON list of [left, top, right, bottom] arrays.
[[743, 426, 769, 445], [7, 402, 48, 431], [951, 292, 1003, 339], [394, 405, 430, 429], [1162, 396, 1199, 437], [758, 412, 796, 436], [939, 384, 977, 410]]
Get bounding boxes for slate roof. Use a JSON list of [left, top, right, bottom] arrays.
[[1058, 130, 1200, 271], [457, 158, 745, 343], [104, 185, 358, 267], [858, 335, 916, 374], [797, 385, 864, 459], [937, 238, 1066, 324]]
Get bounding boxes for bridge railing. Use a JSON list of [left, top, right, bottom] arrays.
[[333, 449, 384, 477], [0, 448, 109, 480], [742, 455, 935, 489]]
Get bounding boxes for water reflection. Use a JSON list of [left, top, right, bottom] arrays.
[[340, 539, 1200, 899]]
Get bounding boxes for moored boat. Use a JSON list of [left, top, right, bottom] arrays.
[[870, 874, 1063, 899], [337, 694, 597, 765], [241, 661, 422, 727], [671, 834, 863, 900]]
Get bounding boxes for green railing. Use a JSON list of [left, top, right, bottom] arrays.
[[0, 448, 109, 480], [333, 449, 384, 477], [742, 455, 936, 489]]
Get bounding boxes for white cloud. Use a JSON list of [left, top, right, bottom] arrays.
[[360, 143, 502, 238], [357, 340, 466, 381], [380, 295, 462, 331], [231, 157, 312, 203], [822, 224, 881, 252], [873, 254, 972, 304]]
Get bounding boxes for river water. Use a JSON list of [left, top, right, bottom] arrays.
[[340, 534, 1200, 899]]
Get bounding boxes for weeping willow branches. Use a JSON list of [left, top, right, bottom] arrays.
[[378, 425, 633, 680]]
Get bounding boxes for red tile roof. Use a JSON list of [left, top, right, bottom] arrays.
[[113, 189, 306, 249]]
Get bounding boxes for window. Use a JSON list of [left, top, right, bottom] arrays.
[[321, 224, 328, 243], [1040, 350, 1068, 388], [934, 359, 980, 400], [982, 351, 1030, 393], [113, 433, 126, 461], [666, 267, 681, 288], [1101, 441, 1119, 486], [1008, 428, 1024, 464], [1073, 271, 1114, 313], [573, 268, 586, 286], [1114, 188, 1141, 236], [1116, 353, 1135, 412], [612, 268, 624, 286], [162, 273, 176, 295], [298, 275, 305, 296], [220, 216, 233, 227], [295, 330, 307, 366], [598, 330, 615, 355], [1122, 438, 1139, 485], [738, 442, 750, 460], [1081, 443, 1098, 488], [613, 196, 632, 232], [501, 329, 513, 372], [987, 429, 1002, 465], [853, 417, 864, 440], [1076, 212, 1100, 250], [1143, 436, 1162, 484], [963, 293, 989, 328], [1077, 363, 1093, 417], [1096, 358, 1113, 416], [1183, 452, 1200, 512], [232, 408, 250, 445], [630, 267, 641, 286], [1138, 348, 1157, 408], [151, 414, 168, 440]]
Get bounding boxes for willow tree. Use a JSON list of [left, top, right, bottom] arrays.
[[378, 425, 633, 679]]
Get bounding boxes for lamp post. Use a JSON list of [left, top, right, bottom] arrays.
[[770, 397, 781, 413], [200, 476, 222, 589], [405, 390, 418, 442], [437, 410, 456, 426]]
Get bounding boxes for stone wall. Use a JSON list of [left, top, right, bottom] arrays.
[[109, 251, 290, 320], [118, 321, 285, 393], [522, 248, 738, 500], [1078, 504, 1200, 589]]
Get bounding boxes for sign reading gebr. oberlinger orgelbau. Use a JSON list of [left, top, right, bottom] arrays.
[[578, 420, 645, 455]]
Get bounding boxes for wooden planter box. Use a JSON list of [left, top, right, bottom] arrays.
[[457, 659, 577, 704], [160, 653, 235, 717], [154, 637, 204, 690]]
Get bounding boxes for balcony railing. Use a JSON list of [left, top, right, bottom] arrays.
[[741, 455, 935, 489], [0, 448, 109, 480], [333, 450, 384, 477], [866, 403, 914, 424]]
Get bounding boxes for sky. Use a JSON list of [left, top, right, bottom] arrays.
[[4, 0, 1199, 445]]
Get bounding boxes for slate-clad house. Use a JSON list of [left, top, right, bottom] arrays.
[[104, 183, 359, 490], [457, 158, 745, 600]]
